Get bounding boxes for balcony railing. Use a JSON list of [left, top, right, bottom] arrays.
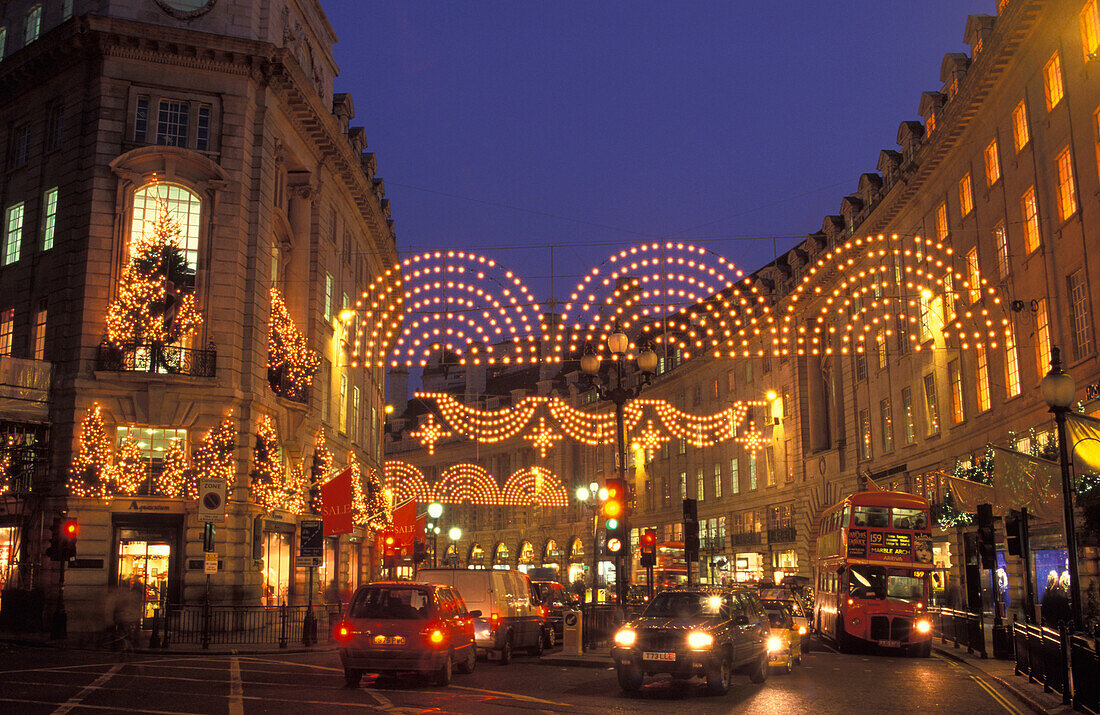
[[267, 367, 310, 405], [730, 531, 761, 547], [97, 341, 216, 378], [767, 526, 797, 543]]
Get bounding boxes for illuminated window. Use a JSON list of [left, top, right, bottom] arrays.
[[1044, 52, 1064, 111], [994, 223, 1009, 279], [351, 386, 360, 442], [1005, 325, 1021, 397], [923, 373, 940, 437], [935, 201, 949, 240], [729, 458, 739, 494], [976, 345, 991, 412], [948, 359, 964, 424], [338, 373, 347, 433], [41, 187, 58, 251], [324, 273, 333, 320], [130, 184, 201, 281], [1022, 187, 1041, 253], [0, 309, 13, 357], [749, 456, 757, 490], [4, 203, 25, 266], [901, 386, 915, 445], [1035, 299, 1052, 379], [24, 6, 41, 45], [765, 446, 776, 487], [115, 426, 189, 484], [1082, 1, 1100, 61], [876, 330, 887, 369], [63, 0, 74, 20], [678, 438, 686, 455], [696, 467, 704, 500], [879, 398, 894, 453], [1012, 100, 1030, 152], [966, 248, 981, 303], [1056, 147, 1078, 221], [0, 27, 6, 60], [156, 100, 189, 147], [1069, 269, 1093, 360], [33, 300, 46, 360], [984, 139, 1001, 186], [713, 463, 722, 499], [959, 174, 973, 216], [918, 291, 933, 342], [679, 471, 686, 499], [859, 409, 872, 460]]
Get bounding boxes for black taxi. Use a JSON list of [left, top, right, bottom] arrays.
[[610, 586, 771, 694]]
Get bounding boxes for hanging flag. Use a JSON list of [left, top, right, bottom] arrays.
[[391, 499, 418, 551], [945, 475, 993, 514], [321, 467, 355, 536], [990, 446, 1061, 523], [1067, 412, 1100, 475]]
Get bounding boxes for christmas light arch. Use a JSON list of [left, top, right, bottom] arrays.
[[382, 459, 571, 507], [435, 463, 501, 505], [501, 466, 569, 507], [384, 460, 433, 505]]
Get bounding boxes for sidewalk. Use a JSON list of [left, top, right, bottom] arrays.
[[931, 642, 1073, 714], [539, 648, 614, 668], [0, 631, 338, 656]]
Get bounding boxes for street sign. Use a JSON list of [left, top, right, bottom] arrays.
[[204, 552, 218, 574], [197, 478, 226, 524], [296, 556, 322, 568], [300, 519, 323, 557]]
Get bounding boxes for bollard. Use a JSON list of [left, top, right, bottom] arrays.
[[279, 603, 288, 649]]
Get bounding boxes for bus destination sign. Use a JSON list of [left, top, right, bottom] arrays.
[[869, 531, 912, 561]]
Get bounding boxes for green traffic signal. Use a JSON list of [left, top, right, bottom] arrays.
[[606, 518, 618, 530]]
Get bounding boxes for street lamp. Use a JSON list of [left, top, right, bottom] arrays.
[[582, 335, 657, 608], [427, 503, 443, 568], [576, 482, 604, 607], [448, 526, 462, 568], [1041, 346, 1083, 632]]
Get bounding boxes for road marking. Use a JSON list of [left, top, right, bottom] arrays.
[[236, 656, 342, 672], [970, 674, 1023, 715], [228, 657, 243, 715], [0, 697, 205, 714], [450, 685, 574, 708], [51, 663, 122, 715]]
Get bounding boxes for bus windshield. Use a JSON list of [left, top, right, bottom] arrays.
[[848, 566, 924, 603]]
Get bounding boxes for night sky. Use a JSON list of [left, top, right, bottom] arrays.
[[322, 1, 994, 302]]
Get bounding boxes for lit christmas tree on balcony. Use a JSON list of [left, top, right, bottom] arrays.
[[268, 289, 320, 401], [68, 403, 115, 499], [106, 186, 202, 348], [194, 412, 237, 497]]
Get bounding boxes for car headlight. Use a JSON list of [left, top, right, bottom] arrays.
[[798, 626, 807, 635], [687, 631, 713, 649], [915, 619, 931, 634], [614, 629, 636, 647], [767, 636, 784, 653]]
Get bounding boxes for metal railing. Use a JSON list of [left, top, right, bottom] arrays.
[[929, 607, 987, 658], [1071, 632, 1100, 713], [98, 341, 216, 377], [730, 531, 760, 547], [1012, 619, 1070, 706], [581, 602, 641, 651], [767, 526, 797, 543], [162, 603, 342, 649], [268, 367, 310, 404]]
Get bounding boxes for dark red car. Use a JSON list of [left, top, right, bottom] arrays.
[[335, 581, 479, 687]]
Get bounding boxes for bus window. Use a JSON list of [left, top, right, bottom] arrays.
[[849, 566, 925, 602], [853, 506, 889, 528], [849, 566, 885, 599], [842, 505, 851, 527], [892, 508, 927, 530]]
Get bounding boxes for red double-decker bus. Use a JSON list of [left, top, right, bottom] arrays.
[[633, 542, 688, 589], [812, 491, 934, 657]]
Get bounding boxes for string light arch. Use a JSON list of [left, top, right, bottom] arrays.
[[382, 460, 570, 507]]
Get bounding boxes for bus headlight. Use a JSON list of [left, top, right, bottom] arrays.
[[767, 636, 784, 653], [687, 631, 713, 649], [614, 629, 636, 647], [798, 626, 807, 635], [915, 619, 931, 634]]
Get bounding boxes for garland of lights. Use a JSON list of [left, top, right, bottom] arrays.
[[284, 464, 310, 516], [409, 414, 452, 455], [0, 435, 12, 495], [156, 439, 193, 499], [310, 431, 333, 515], [937, 445, 995, 529], [194, 412, 237, 498], [268, 288, 321, 400], [106, 187, 202, 348], [384, 460, 569, 507], [68, 404, 115, 499], [426, 393, 540, 441]]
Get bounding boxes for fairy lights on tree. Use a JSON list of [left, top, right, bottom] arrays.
[[310, 430, 333, 515], [156, 439, 193, 498], [68, 403, 115, 499], [268, 288, 321, 400], [251, 416, 284, 511], [106, 184, 202, 347], [194, 412, 237, 496], [284, 464, 310, 515], [936, 445, 995, 529], [112, 434, 147, 496]]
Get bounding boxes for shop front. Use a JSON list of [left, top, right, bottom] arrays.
[[567, 538, 586, 586], [110, 512, 183, 623], [261, 520, 294, 606], [517, 540, 535, 573], [772, 549, 798, 584], [734, 552, 764, 583], [492, 542, 511, 569], [467, 542, 487, 569], [542, 539, 562, 576]]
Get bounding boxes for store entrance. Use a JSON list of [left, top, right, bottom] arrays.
[[111, 518, 181, 623]]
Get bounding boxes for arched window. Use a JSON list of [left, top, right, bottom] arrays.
[[130, 183, 202, 281], [24, 6, 41, 44]]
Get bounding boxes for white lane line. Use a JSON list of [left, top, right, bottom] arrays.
[[228, 657, 243, 715], [51, 664, 123, 715]]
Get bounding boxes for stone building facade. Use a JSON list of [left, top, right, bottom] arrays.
[[385, 0, 1100, 617], [0, 0, 396, 635]]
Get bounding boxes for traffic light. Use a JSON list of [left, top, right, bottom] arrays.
[[683, 498, 699, 561], [45, 517, 62, 562], [602, 479, 625, 521], [1005, 509, 1023, 558], [413, 539, 427, 565], [640, 529, 657, 568], [382, 530, 398, 570], [47, 517, 78, 562], [976, 503, 996, 570], [203, 523, 216, 553]]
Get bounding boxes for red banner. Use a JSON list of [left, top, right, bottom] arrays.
[[391, 500, 419, 551], [321, 467, 355, 537]]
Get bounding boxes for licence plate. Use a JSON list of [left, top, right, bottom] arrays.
[[642, 652, 676, 662], [877, 640, 901, 648]]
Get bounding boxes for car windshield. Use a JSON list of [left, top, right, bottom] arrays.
[[762, 605, 791, 628], [643, 592, 722, 618], [848, 566, 925, 602], [348, 587, 431, 619]]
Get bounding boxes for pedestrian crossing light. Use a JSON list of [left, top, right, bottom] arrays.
[[640, 529, 657, 568]]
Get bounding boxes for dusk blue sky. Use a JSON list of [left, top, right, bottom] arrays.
[[322, 1, 994, 302]]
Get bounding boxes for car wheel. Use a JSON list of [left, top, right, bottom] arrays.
[[617, 664, 644, 692], [457, 643, 477, 674], [435, 652, 453, 686], [836, 619, 852, 653], [344, 668, 363, 688], [748, 654, 768, 684], [528, 628, 545, 656], [784, 656, 793, 674], [705, 653, 732, 695], [795, 654, 803, 666], [498, 636, 513, 665]]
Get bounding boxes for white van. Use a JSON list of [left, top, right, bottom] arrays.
[[415, 568, 544, 663]]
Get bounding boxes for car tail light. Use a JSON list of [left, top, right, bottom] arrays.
[[429, 629, 445, 645], [335, 622, 352, 642], [491, 613, 499, 630], [540, 605, 547, 618]]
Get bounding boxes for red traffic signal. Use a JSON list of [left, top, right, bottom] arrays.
[[641, 529, 656, 548], [63, 520, 79, 539], [640, 528, 657, 567]]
